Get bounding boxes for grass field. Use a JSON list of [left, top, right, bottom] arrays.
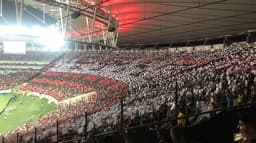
[[0, 94, 12, 111], [0, 94, 57, 133]]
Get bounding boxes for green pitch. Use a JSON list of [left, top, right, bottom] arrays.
[[0, 94, 57, 133], [0, 94, 12, 111]]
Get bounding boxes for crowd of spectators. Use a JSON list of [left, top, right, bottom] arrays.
[[50, 42, 256, 136], [0, 51, 61, 62], [0, 72, 35, 90], [1, 43, 256, 142], [19, 72, 128, 102], [0, 51, 62, 90]]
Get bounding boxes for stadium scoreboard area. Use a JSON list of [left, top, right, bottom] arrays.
[[0, 26, 64, 54], [2, 41, 26, 54]]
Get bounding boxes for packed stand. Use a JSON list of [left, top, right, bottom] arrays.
[[49, 43, 256, 132], [2, 43, 256, 142], [19, 72, 128, 102], [0, 52, 62, 90]]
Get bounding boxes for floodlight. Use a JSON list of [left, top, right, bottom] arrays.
[[39, 27, 64, 51]]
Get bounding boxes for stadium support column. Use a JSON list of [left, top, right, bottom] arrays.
[[1, 136, 4, 143], [247, 32, 251, 43], [120, 96, 127, 143], [91, 7, 97, 43], [204, 38, 208, 45], [102, 23, 107, 45], [107, 18, 118, 48], [113, 27, 119, 47], [223, 36, 231, 48], [42, 4, 46, 24], [0, 0, 2, 17], [175, 79, 178, 116], [14, 0, 23, 25], [247, 31, 256, 43], [34, 127, 37, 143], [186, 40, 190, 47], [86, 16, 92, 42], [84, 112, 88, 137], [16, 133, 19, 143], [59, 7, 64, 33], [106, 15, 111, 46], [110, 32, 114, 47], [120, 96, 124, 130], [64, 0, 71, 38], [56, 120, 59, 143]]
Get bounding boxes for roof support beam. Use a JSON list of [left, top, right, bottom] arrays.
[[58, 7, 64, 33], [113, 28, 119, 47], [42, 3, 46, 23], [64, 0, 71, 38], [15, 0, 24, 25], [90, 7, 97, 42], [102, 23, 107, 45], [0, 0, 2, 17], [85, 16, 91, 42]]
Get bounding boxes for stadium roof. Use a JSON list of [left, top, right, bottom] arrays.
[[3, 0, 256, 47]]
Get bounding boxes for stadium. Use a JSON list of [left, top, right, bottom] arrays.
[[0, 0, 256, 143]]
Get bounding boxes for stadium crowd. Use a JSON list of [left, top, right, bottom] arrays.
[[0, 72, 35, 90], [0, 51, 62, 91], [19, 72, 127, 102], [1, 43, 256, 142], [49, 43, 256, 127]]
